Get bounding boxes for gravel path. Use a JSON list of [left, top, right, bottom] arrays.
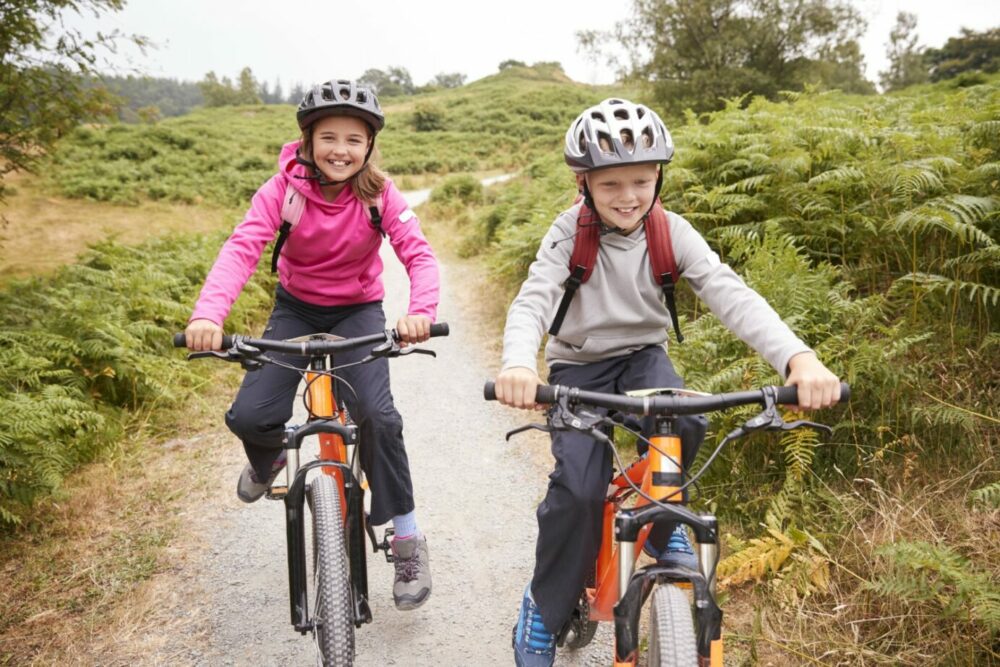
[[149, 188, 617, 666]]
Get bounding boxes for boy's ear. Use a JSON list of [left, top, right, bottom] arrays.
[[575, 173, 586, 192]]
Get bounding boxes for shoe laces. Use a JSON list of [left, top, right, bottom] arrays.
[[666, 524, 694, 555], [521, 596, 555, 654], [394, 550, 422, 583]]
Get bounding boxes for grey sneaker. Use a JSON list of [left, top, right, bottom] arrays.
[[391, 534, 432, 610], [235, 451, 287, 503]]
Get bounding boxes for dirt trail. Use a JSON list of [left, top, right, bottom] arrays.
[[143, 190, 617, 666]]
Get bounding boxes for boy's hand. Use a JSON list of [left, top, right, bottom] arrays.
[[494, 367, 543, 410], [785, 352, 841, 410], [185, 318, 224, 351], [396, 314, 432, 347]]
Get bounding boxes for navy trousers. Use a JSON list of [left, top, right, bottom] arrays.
[[531, 345, 707, 634], [225, 286, 414, 525]]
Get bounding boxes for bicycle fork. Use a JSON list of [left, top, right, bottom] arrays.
[[612, 418, 723, 665]]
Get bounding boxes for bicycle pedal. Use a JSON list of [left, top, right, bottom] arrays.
[[377, 527, 396, 562], [265, 485, 288, 499]]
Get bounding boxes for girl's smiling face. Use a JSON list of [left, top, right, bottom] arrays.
[[309, 115, 371, 183], [582, 163, 660, 233]]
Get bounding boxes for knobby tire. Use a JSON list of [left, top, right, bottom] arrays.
[[647, 584, 697, 666], [309, 474, 354, 666]]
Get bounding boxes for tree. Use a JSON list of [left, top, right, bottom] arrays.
[[358, 66, 415, 97], [925, 27, 1000, 82], [498, 59, 526, 71], [879, 12, 929, 91], [287, 81, 306, 105], [0, 0, 144, 196], [198, 68, 261, 107], [430, 72, 467, 89], [579, 0, 873, 116]]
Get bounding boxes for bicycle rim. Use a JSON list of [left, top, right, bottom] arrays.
[[309, 474, 354, 666]]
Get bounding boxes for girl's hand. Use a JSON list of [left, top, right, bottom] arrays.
[[785, 352, 841, 410], [185, 318, 224, 351], [494, 367, 544, 411], [396, 314, 432, 347]]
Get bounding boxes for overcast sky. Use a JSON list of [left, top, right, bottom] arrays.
[[67, 0, 999, 91]]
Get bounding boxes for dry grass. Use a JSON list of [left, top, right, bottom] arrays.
[[0, 173, 238, 282], [0, 366, 243, 666], [720, 464, 1000, 666]]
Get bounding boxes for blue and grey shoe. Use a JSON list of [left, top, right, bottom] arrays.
[[512, 586, 556, 667], [644, 524, 699, 570]]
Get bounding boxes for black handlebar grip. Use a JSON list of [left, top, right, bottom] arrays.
[[483, 381, 496, 401], [535, 385, 557, 404], [430, 322, 450, 337], [172, 332, 234, 349], [775, 382, 851, 405]]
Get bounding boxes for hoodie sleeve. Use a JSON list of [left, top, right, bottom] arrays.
[[380, 181, 440, 320], [500, 212, 575, 373], [189, 174, 285, 325], [669, 213, 812, 378]]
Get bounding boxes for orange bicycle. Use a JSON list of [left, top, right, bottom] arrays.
[[485, 380, 848, 666], [176, 324, 448, 666]]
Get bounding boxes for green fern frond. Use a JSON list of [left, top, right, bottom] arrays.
[[891, 272, 1000, 307], [970, 482, 1000, 509]]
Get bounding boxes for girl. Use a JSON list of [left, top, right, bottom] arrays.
[[184, 78, 438, 611]]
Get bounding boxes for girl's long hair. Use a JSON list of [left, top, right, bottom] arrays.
[[300, 122, 387, 202]]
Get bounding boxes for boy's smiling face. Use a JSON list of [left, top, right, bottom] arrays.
[[581, 163, 660, 233]]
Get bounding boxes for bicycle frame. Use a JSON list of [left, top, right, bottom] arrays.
[[587, 417, 723, 666]]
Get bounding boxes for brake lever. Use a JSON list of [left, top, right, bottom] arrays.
[[740, 387, 832, 434], [398, 347, 436, 358], [503, 423, 552, 440]]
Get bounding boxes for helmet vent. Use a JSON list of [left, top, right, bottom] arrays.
[[619, 129, 634, 149], [614, 109, 629, 120], [591, 112, 605, 122], [636, 107, 646, 119]]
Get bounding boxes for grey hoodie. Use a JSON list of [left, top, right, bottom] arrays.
[[501, 201, 812, 378]]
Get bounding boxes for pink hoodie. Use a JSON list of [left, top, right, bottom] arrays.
[[191, 141, 439, 325]]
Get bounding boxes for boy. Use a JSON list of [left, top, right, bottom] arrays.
[[492, 98, 840, 666]]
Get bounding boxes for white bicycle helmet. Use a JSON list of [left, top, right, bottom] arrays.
[[296, 79, 385, 133], [564, 98, 673, 173]]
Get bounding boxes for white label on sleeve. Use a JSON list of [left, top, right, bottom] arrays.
[[399, 209, 415, 223]]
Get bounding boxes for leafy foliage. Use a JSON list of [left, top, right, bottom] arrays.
[[0, 0, 145, 197], [580, 0, 874, 116], [0, 234, 274, 525]]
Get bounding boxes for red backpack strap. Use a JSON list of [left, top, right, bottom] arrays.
[[271, 183, 306, 273], [645, 201, 684, 342], [548, 202, 601, 336]]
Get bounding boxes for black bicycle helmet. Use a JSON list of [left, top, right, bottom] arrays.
[[296, 79, 385, 133], [564, 98, 673, 173]]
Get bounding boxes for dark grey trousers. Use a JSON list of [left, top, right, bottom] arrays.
[[225, 286, 414, 526], [531, 345, 707, 634]]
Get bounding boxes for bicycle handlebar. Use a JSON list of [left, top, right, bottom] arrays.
[[483, 380, 850, 415], [173, 322, 449, 355]]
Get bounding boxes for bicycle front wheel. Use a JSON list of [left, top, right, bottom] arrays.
[[309, 474, 354, 666], [647, 584, 697, 666]]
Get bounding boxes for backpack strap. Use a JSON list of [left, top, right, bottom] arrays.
[[271, 184, 306, 273], [548, 203, 600, 336], [645, 201, 683, 342], [363, 198, 386, 238]]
